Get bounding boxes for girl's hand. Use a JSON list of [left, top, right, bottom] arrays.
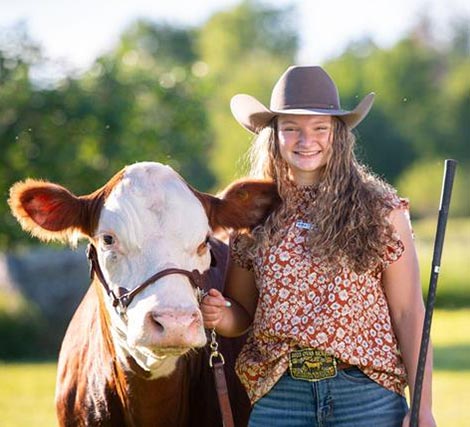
[[402, 409, 436, 427], [201, 288, 231, 330]]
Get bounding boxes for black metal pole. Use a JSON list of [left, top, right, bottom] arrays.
[[410, 159, 458, 427]]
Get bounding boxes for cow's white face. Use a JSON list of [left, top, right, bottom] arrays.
[[94, 162, 210, 375]]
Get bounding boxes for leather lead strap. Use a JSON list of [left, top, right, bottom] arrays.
[[213, 360, 234, 427]]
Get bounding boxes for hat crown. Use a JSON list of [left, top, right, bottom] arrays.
[[270, 66, 341, 111]]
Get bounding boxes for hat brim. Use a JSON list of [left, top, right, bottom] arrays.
[[231, 93, 375, 133]]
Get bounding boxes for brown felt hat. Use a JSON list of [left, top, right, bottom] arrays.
[[230, 65, 375, 133]]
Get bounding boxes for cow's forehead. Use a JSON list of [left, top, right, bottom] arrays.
[[98, 162, 209, 246]]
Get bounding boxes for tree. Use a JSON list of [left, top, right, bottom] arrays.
[[0, 21, 215, 249], [197, 0, 298, 187]]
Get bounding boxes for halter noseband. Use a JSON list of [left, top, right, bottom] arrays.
[[86, 243, 211, 314]]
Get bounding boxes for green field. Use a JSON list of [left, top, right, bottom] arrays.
[[414, 217, 470, 307], [0, 309, 469, 427]]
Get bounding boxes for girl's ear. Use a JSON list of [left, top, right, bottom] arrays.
[[194, 179, 281, 231]]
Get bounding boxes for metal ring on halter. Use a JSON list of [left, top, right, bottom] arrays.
[[209, 328, 225, 367]]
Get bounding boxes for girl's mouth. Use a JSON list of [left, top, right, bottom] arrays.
[[294, 150, 320, 157]]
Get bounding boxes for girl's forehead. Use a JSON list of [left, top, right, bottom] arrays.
[[277, 114, 333, 125]]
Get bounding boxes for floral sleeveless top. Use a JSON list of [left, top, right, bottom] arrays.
[[231, 185, 409, 404]]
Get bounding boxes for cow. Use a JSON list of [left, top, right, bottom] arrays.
[[8, 161, 280, 427]]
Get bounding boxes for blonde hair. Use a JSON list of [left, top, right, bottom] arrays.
[[245, 117, 398, 273]]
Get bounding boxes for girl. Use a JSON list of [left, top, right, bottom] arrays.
[[202, 65, 435, 427]]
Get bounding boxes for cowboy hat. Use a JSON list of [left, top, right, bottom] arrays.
[[230, 65, 375, 133]]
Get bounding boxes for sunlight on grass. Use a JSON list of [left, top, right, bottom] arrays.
[[0, 310, 468, 426], [434, 371, 470, 427], [432, 309, 470, 346], [0, 362, 57, 427], [432, 309, 470, 426]]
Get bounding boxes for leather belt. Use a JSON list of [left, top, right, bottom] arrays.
[[336, 361, 354, 371]]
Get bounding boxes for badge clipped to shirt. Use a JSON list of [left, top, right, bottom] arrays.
[[288, 348, 337, 382], [295, 220, 312, 230]]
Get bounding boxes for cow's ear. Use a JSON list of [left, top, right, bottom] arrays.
[[195, 179, 281, 231], [8, 179, 95, 243]]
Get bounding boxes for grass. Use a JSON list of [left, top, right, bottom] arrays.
[[0, 309, 469, 426], [431, 309, 470, 426], [0, 362, 57, 427], [413, 216, 470, 307]]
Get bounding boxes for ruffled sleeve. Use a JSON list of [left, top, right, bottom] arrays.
[[381, 196, 410, 270], [230, 232, 254, 271]]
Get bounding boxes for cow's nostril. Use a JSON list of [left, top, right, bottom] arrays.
[[149, 313, 165, 334]]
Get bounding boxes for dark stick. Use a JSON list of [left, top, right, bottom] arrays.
[[410, 159, 458, 427]]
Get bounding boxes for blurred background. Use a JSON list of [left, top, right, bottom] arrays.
[[0, 0, 468, 425]]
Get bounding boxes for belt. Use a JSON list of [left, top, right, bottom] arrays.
[[336, 361, 354, 371], [288, 348, 354, 381]]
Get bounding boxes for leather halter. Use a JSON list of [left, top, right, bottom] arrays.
[[86, 243, 211, 314]]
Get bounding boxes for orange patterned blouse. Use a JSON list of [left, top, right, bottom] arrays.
[[231, 184, 409, 404]]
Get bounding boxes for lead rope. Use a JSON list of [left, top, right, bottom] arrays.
[[209, 329, 235, 427]]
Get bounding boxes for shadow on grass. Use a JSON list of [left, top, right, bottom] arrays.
[[434, 344, 470, 371]]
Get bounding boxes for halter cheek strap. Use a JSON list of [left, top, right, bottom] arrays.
[[86, 244, 210, 314]]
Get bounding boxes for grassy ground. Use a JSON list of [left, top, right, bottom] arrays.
[[414, 217, 470, 307], [0, 309, 469, 426], [0, 362, 56, 427]]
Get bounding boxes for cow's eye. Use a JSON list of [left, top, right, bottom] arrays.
[[102, 234, 114, 246], [197, 235, 210, 256]]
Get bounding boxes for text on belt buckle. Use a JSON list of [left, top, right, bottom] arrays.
[[289, 348, 337, 382]]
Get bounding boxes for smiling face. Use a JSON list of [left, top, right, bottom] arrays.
[[277, 114, 333, 185]]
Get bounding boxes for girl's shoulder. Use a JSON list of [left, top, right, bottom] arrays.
[[384, 191, 409, 211]]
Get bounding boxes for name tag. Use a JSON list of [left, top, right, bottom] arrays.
[[289, 348, 337, 382], [295, 221, 312, 230]]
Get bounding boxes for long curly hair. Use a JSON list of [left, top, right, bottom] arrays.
[[244, 117, 398, 273]]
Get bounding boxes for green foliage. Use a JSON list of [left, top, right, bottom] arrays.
[[197, 0, 298, 187], [397, 159, 470, 218], [197, 0, 297, 78], [1, 5, 469, 248], [414, 217, 470, 308], [325, 31, 470, 184], [0, 21, 215, 249]]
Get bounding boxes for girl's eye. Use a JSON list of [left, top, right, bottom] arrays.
[[103, 235, 114, 245]]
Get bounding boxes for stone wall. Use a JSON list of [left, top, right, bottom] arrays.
[[0, 246, 90, 338]]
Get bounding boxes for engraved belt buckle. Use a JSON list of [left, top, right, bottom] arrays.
[[288, 348, 337, 382]]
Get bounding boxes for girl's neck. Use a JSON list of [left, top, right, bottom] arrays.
[[288, 170, 321, 187]]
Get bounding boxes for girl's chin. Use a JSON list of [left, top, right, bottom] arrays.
[[292, 160, 324, 172]]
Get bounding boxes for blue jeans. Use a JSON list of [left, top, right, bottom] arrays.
[[249, 368, 408, 427]]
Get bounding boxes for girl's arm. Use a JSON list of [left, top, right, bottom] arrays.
[[201, 256, 259, 337], [383, 208, 436, 427]]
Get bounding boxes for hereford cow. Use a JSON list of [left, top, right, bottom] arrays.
[[8, 162, 279, 427]]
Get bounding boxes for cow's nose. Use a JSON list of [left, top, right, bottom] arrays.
[[147, 308, 203, 347]]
